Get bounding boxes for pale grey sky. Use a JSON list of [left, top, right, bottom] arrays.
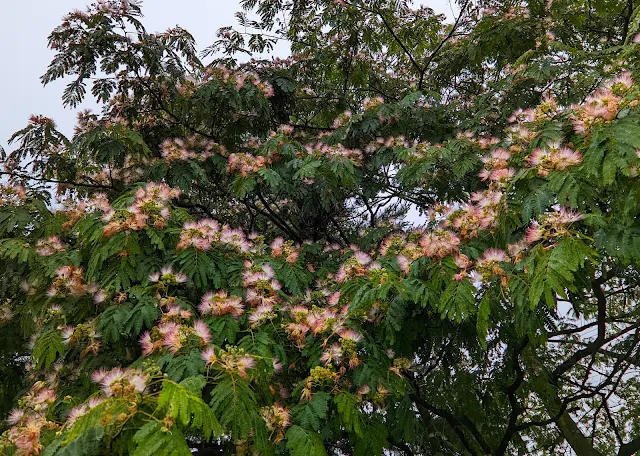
[[0, 0, 454, 150]]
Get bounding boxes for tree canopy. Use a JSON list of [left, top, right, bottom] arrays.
[[2, 0, 640, 454]]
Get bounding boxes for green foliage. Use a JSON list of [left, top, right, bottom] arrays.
[[0, 239, 34, 264], [32, 330, 66, 369], [438, 278, 477, 322], [156, 377, 222, 439], [285, 426, 327, 456], [210, 374, 260, 440], [131, 422, 191, 456], [291, 392, 330, 431], [98, 297, 159, 343], [158, 349, 206, 382], [334, 392, 364, 438], [528, 237, 597, 307], [44, 427, 104, 456], [3, 1, 640, 455]]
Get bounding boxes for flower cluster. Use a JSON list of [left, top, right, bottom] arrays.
[[507, 95, 560, 126], [571, 73, 635, 134], [46, 266, 98, 299], [277, 124, 294, 135], [335, 251, 381, 283], [64, 397, 106, 427], [261, 404, 291, 443], [527, 142, 582, 176], [203, 66, 275, 97], [6, 383, 58, 456], [474, 249, 510, 282], [202, 346, 255, 378], [451, 254, 472, 281], [457, 131, 500, 149], [103, 182, 181, 236], [506, 124, 536, 144], [243, 261, 282, 307], [300, 366, 340, 401], [59, 321, 101, 357], [160, 135, 226, 163], [332, 110, 352, 128], [84, 153, 150, 187], [35, 236, 65, 256], [78, 0, 132, 15], [0, 301, 13, 323], [362, 96, 384, 111], [478, 148, 516, 185], [177, 219, 220, 250], [419, 230, 462, 259], [227, 152, 272, 176], [372, 135, 413, 152], [525, 207, 584, 244], [444, 191, 503, 239], [304, 142, 363, 165], [20, 383, 56, 413], [148, 266, 188, 285], [270, 237, 299, 263], [176, 219, 252, 252], [248, 301, 278, 327], [199, 290, 244, 318], [0, 184, 27, 207], [176, 64, 276, 98], [7, 414, 57, 456], [378, 232, 424, 262], [140, 296, 211, 355], [60, 193, 112, 230], [91, 367, 149, 397], [320, 328, 363, 369], [285, 298, 348, 349]]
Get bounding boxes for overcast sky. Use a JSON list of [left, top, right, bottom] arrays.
[[0, 0, 454, 151]]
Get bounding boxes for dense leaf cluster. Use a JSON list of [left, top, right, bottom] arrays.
[[2, 0, 640, 455]]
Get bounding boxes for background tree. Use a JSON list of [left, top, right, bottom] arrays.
[[2, 0, 640, 454]]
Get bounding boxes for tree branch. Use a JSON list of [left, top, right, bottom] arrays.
[[592, 279, 607, 341], [495, 337, 529, 455], [553, 322, 640, 381], [619, 435, 640, 456], [418, 0, 471, 90], [254, 189, 303, 243], [0, 171, 115, 190], [410, 376, 492, 454], [346, 2, 423, 75]]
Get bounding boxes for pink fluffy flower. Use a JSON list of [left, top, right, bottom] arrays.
[[525, 222, 545, 243], [202, 346, 217, 365], [420, 230, 461, 259], [193, 320, 212, 343], [199, 291, 244, 317], [479, 248, 508, 263], [320, 343, 343, 365], [140, 331, 155, 356], [338, 328, 363, 342], [7, 409, 24, 425]]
